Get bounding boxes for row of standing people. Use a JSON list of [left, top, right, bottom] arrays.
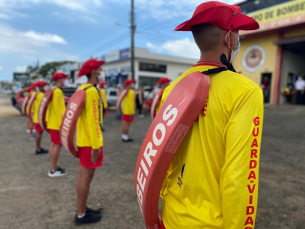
[[22, 59, 138, 226]]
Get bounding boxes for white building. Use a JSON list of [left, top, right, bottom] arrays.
[[62, 47, 198, 88]]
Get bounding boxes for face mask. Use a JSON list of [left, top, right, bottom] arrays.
[[225, 31, 240, 62]]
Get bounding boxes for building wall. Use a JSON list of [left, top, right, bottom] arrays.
[[284, 27, 305, 38], [280, 50, 305, 103], [233, 33, 279, 104], [135, 58, 193, 86]]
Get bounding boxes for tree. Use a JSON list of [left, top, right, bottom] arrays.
[[39, 61, 74, 78]]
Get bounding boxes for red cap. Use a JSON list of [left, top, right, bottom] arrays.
[[51, 72, 69, 81], [157, 77, 171, 84], [175, 1, 259, 31], [26, 87, 32, 92], [123, 79, 135, 86], [36, 80, 48, 87], [99, 81, 107, 87], [31, 82, 37, 88], [78, 59, 105, 78]]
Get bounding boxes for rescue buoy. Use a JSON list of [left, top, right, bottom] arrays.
[[134, 71, 210, 229], [116, 88, 129, 113], [28, 93, 38, 122], [38, 89, 54, 131], [150, 88, 165, 120], [60, 90, 86, 158], [21, 93, 31, 116]]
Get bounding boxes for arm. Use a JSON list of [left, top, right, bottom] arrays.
[[221, 87, 264, 229], [86, 91, 103, 150]]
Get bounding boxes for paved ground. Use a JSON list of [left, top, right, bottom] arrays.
[[0, 95, 305, 229]]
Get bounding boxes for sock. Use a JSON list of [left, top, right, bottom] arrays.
[[77, 213, 85, 218], [122, 134, 129, 140]]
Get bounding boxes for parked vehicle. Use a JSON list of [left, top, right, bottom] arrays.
[[106, 87, 118, 106], [11, 90, 27, 113], [62, 87, 77, 105]]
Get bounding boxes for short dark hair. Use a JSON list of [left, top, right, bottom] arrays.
[[191, 23, 224, 52], [86, 73, 91, 78]]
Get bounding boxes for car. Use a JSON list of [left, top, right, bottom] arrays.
[[106, 87, 118, 106], [62, 87, 77, 105], [11, 90, 26, 113]]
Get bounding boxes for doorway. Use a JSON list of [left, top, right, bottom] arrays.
[[261, 73, 272, 104]]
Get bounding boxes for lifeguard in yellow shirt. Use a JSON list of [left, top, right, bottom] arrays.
[[46, 72, 68, 177], [74, 59, 105, 226], [32, 80, 49, 155], [157, 2, 264, 229], [27, 83, 37, 140], [121, 79, 135, 142], [99, 81, 108, 131]]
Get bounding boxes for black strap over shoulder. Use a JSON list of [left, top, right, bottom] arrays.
[[202, 67, 227, 75]]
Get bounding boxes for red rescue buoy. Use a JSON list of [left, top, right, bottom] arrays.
[[60, 90, 86, 158], [150, 88, 165, 120], [134, 72, 210, 229], [116, 88, 129, 114], [38, 89, 54, 132], [21, 93, 31, 116], [28, 93, 38, 122]]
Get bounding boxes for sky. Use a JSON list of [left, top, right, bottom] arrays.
[[0, 0, 243, 81]]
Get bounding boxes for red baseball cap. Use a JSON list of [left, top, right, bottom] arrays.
[[99, 81, 107, 87], [36, 80, 48, 87], [78, 59, 105, 78], [31, 82, 37, 88], [157, 77, 171, 84], [123, 79, 135, 86], [51, 72, 69, 81], [26, 87, 32, 92], [175, 1, 259, 31]]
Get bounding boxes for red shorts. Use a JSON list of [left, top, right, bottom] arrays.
[[49, 129, 61, 145], [34, 123, 44, 132], [103, 108, 108, 116], [122, 114, 134, 123], [78, 147, 104, 169]]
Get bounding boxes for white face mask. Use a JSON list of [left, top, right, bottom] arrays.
[[225, 31, 240, 62]]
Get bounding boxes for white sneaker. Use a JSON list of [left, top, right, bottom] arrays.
[[33, 129, 36, 133], [138, 114, 145, 118], [48, 167, 68, 177], [26, 129, 30, 133]]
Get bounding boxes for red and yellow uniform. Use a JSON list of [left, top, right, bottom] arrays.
[[159, 63, 264, 229], [76, 83, 104, 168], [32, 91, 44, 132], [99, 88, 108, 116], [121, 89, 135, 122], [46, 87, 65, 144], [26, 91, 36, 116]]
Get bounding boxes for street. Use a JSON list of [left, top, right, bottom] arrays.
[[0, 95, 304, 229]]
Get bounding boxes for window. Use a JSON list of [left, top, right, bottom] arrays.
[[110, 91, 117, 96], [139, 62, 167, 73]]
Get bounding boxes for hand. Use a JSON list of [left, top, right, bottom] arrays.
[[91, 149, 101, 165]]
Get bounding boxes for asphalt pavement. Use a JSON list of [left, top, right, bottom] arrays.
[[0, 95, 304, 229]]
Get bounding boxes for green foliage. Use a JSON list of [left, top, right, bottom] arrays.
[[38, 61, 74, 78]]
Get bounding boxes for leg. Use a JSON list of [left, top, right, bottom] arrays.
[[50, 144, 62, 171], [76, 166, 95, 216], [29, 120, 33, 135], [125, 122, 130, 135], [36, 131, 43, 151]]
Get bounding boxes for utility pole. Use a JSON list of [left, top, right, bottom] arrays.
[[130, 0, 135, 80]]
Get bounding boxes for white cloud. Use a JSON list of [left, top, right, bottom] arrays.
[[147, 38, 200, 59], [15, 65, 27, 72], [0, 65, 3, 70], [0, 23, 77, 61], [23, 31, 66, 44]]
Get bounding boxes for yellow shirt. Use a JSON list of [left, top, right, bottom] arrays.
[[100, 88, 108, 109], [122, 89, 135, 115], [76, 84, 103, 149], [33, 91, 44, 124], [46, 87, 65, 130], [159, 65, 264, 229]]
